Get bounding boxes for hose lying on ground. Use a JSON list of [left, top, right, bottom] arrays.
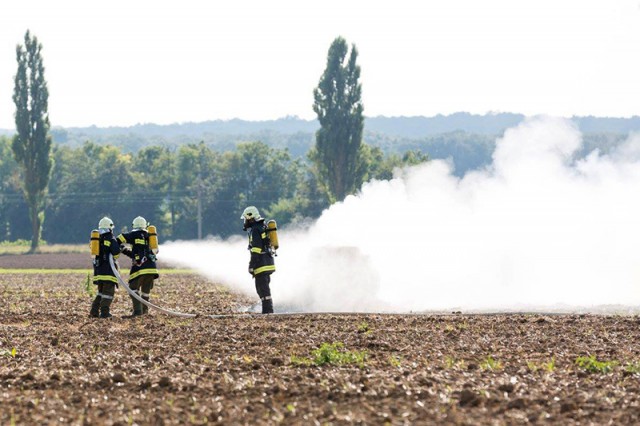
[[108, 254, 439, 318], [109, 254, 200, 318]]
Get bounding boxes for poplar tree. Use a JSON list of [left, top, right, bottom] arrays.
[[12, 30, 53, 253], [311, 36, 365, 202]]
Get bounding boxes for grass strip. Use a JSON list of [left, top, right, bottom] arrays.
[[0, 268, 196, 274]]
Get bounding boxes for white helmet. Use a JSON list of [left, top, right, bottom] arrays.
[[98, 217, 114, 230], [132, 216, 147, 230], [241, 206, 262, 221]]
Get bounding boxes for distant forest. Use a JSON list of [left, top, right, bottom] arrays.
[[38, 112, 640, 175]]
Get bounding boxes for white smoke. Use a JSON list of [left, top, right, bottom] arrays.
[[162, 116, 640, 313]]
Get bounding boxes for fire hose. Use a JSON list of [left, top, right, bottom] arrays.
[[108, 254, 426, 318], [109, 254, 202, 318]]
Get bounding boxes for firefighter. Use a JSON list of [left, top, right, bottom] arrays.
[[90, 217, 121, 318], [117, 216, 159, 317], [242, 206, 276, 314]]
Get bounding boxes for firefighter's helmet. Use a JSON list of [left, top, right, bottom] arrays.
[[241, 206, 262, 222], [132, 216, 147, 230], [98, 217, 114, 230]]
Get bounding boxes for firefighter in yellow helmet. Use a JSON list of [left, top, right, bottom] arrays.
[[242, 206, 275, 314], [117, 216, 159, 317], [90, 217, 122, 318]]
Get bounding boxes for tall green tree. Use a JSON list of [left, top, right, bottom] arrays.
[[311, 36, 365, 202], [12, 30, 53, 252]]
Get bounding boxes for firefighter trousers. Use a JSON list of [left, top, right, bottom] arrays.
[[254, 273, 273, 314]]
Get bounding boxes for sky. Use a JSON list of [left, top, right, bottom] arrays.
[[0, 0, 639, 129]]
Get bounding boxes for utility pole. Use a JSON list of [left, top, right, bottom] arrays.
[[197, 169, 202, 240], [168, 147, 175, 239], [196, 142, 204, 240]]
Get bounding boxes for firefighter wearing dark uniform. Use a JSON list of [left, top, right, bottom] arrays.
[[117, 216, 159, 316], [242, 206, 276, 314], [90, 217, 121, 318]]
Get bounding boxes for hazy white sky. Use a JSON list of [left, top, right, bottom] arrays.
[[1, 0, 639, 129]]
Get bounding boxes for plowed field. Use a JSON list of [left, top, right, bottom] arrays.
[[1, 270, 640, 425]]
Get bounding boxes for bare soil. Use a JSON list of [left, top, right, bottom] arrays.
[[1, 270, 640, 425]]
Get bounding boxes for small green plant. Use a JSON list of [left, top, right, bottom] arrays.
[[0, 348, 17, 358], [84, 272, 95, 298], [444, 355, 465, 369], [542, 357, 556, 372], [457, 321, 468, 330], [624, 361, 640, 374], [313, 342, 367, 367], [480, 355, 502, 371], [290, 342, 367, 368], [528, 357, 555, 373], [575, 355, 618, 374], [357, 321, 371, 334], [290, 355, 312, 366], [388, 355, 401, 368]]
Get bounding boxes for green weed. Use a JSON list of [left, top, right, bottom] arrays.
[[84, 272, 95, 298], [0, 348, 17, 358], [290, 342, 367, 368], [357, 321, 371, 334], [542, 357, 556, 372], [388, 355, 402, 368], [575, 355, 618, 374], [444, 355, 466, 370], [480, 355, 502, 371], [528, 357, 555, 373], [624, 361, 640, 374], [290, 355, 313, 366], [457, 321, 468, 330]]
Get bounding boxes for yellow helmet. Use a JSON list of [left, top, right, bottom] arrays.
[[132, 216, 147, 230]]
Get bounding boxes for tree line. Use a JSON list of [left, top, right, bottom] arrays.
[[0, 136, 426, 244]]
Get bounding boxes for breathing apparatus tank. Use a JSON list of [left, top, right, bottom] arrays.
[[148, 225, 159, 254], [266, 220, 279, 251], [90, 230, 100, 256]]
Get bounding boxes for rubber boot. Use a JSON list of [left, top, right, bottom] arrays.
[[261, 297, 273, 314], [100, 306, 112, 318], [90, 296, 101, 317], [141, 295, 150, 314], [130, 295, 143, 316]]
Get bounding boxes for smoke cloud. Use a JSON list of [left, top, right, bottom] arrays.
[[162, 116, 640, 313]]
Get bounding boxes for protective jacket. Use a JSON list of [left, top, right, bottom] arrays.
[[117, 229, 159, 282], [247, 219, 276, 276], [93, 231, 121, 284]]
